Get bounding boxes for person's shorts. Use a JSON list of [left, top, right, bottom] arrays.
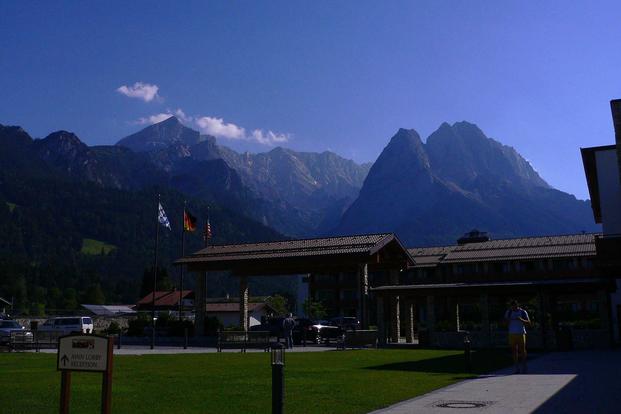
[[508, 334, 526, 350]]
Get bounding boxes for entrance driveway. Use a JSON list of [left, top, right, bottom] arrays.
[[370, 350, 621, 414]]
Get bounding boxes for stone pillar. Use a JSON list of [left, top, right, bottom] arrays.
[[389, 269, 400, 343], [358, 264, 369, 329], [480, 292, 490, 347], [195, 272, 206, 336], [376, 296, 386, 345], [405, 300, 415, 343], [239, 276, 249, 332]]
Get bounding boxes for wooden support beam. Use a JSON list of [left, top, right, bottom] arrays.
[[377, 296, 386, 345], [358, 263, 369, 329], [389, 269, 400, 343], [405, 300, 414, 344], [240, 276, 249, 332]]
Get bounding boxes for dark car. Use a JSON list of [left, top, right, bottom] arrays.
[[293, 318, 341, 344], [0, 320, 31, 345], [331, 316, 361, 331]]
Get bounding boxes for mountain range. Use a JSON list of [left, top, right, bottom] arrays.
[[0, 116, 600, 310], [336, 122, 598, 245], [116, 116, 372, 235]]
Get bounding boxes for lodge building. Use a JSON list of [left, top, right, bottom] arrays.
[[176, 99, 621, 350], [306, 230, 616, 350]]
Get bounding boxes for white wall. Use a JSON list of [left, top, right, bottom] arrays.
[[207, 309, 265, 328], [595, 149, 621, 235]]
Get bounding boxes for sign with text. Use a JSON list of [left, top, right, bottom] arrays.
[[57, 335, 110, 372]]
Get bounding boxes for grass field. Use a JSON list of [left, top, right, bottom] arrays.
[[0, 349, 510, 414], [80, 238, 117, 255]]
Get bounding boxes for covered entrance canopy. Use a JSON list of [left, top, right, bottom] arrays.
[[175, 233, 415, 334], [372, 277, 615, 349]]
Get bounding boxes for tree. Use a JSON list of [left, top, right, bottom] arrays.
[[303, 298, 327, 320], [12, 275, 28, 314], [62, 288, 78, 310], [139, 266, 172, 297], [83, 283, 106, 305], [266, 294, 289, 316]]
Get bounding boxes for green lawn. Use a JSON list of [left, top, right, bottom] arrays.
[[80, 238, 116, 255], [0, 349, 510, 414]]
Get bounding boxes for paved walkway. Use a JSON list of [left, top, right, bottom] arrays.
[[370, 350, 621, 414], [32, 344, 334, 355]]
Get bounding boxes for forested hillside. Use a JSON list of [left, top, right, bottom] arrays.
[[0, 170, 283, 314]]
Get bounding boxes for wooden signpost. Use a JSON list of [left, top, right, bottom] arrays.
[[57, 334, 114, 414]]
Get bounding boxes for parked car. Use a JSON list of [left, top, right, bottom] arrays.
[[331, 316, 361, 331], [307, 320, 341, 344], [38, 316, 94, 335], [0, 320, 31, 345]]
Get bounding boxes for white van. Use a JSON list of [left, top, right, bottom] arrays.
[[39, 317, 94, 335]]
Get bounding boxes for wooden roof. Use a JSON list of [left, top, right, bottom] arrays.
[[176, 233, 414, 275], [408, 233, 598, 267]]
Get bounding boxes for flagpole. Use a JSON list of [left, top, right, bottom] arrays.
[[201, 206, 210, 332], [151, 194, 160, 350], [179, 201, 186, 320]]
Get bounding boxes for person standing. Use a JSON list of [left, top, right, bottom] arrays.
[[505, 300, 531, 374], [282, 313, 296, 349]]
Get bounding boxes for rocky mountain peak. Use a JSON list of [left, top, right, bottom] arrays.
[[370, 128, 430, 178], [425, 122, 549, 189], [35, 130, 91, 163], [116, 116, 201, 153]]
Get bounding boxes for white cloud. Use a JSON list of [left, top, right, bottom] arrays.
[[132, 109, 290, 146], [172, 108, 192, 124], [195, 116, 246, 140], [251, 129, 290, 145], [135, 113, 173, 125], [116, 82, 160, 102], [134, 108, 191, 125]]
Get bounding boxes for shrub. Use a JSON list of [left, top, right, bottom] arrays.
[[105, 321, 121, 335], [127, 316, 149, 336], [205, 316, 223, 335]]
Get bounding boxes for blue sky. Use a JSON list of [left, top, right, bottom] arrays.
[[1, 1, 621, 199]]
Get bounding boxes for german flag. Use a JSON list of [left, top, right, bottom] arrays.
[[183, 209, 197, 232]]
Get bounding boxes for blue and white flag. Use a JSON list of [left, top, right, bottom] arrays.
[[158, 202, 171, 230]]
